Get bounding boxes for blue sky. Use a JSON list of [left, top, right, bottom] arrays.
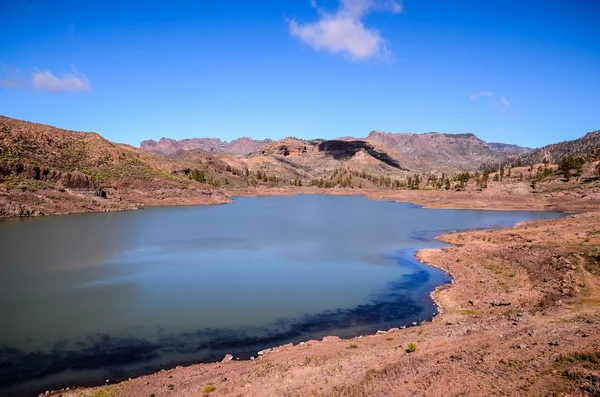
[[0, 0, 598, 148]]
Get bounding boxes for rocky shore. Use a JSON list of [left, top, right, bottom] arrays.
[[41, 194, 600, 397]]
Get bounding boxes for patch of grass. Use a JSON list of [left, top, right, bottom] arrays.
[[347, 344, 358, 349], [203, 383, 216, 393], [558, 354, 576, 363], [407, 343, 417, 353], [559, 351, 600, 365], [564, 370, 583, 380], [167, 384, 175, 390], [458, 309, 480, 316], [83, 385, 122, 397], [386, 337, 394, 341]]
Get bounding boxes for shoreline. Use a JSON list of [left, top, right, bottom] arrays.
[[3, 183, 593, 220], [29, 199, 599, 396]]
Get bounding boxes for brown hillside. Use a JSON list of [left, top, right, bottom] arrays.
[[0, 116, 228, 217]]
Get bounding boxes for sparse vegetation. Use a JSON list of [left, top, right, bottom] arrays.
[[347, 344, 358, 349], [407, 343, 417, 353], [80, 385, 122, 397]]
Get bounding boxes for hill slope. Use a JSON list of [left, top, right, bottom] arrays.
[[499, 130, 600, 167]]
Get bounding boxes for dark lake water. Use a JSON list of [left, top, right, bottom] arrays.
[[0, 195, 563, 396]]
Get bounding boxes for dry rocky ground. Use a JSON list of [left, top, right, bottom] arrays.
[[44, 194, 600, 397]]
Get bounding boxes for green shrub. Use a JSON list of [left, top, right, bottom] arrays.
[[203, 383, 216, 393], [407, 343, 417, 353]]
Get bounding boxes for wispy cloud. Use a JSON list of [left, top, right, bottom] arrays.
[[0, 64, 91, 94], [288, 0, 403, 61], [0, 79, 22, 89], [470, 90, 494, 100], [498, 96, 510, 111], [470, 90, 511, 111], [32, 70, 90, 93]]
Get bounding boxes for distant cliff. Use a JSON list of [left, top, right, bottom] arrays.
[[141, 137, 273, 156]]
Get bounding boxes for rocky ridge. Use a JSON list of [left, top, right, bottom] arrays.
[[141, 136, 273, 156], [499, 130, 600, 167]]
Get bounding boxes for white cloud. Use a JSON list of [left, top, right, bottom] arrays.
[[288, 0, 402, 61], [498, 96, 510, 110], [0, 64, 91, 94], [32, 70, 91, 93]]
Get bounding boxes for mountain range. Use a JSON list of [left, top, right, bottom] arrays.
[[2, 114, 599, 217], [141, 130, 532, 171]]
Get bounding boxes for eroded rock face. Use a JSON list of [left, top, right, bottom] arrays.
[[4, 163, 96, 190], [58, 170, 95, 189]]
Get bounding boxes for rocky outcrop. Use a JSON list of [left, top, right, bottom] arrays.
[[251, 137, 316, 157], [317, 140, 407, 170], [0, 200, 38, 217]]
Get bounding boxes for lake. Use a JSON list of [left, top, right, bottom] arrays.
[[0, 195, 563, 396]]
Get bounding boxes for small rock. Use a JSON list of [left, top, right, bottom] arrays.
[[222, 354, 233, 363], [549, 340, 560, 346], [377, 330, 387, 335]]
